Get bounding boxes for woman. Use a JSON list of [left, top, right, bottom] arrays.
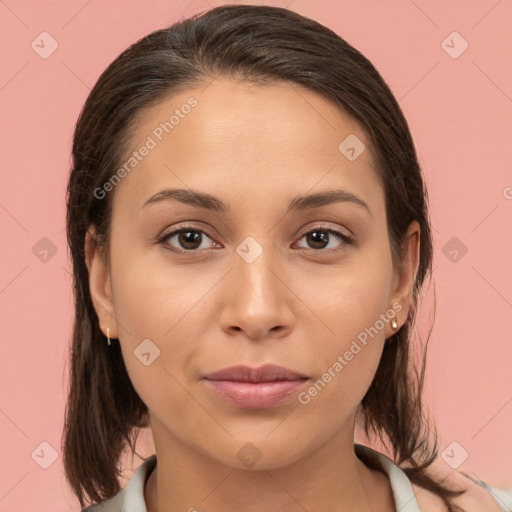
[[62, 4, 510, 511]]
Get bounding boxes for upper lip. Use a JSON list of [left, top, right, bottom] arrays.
[[203, 364, 309, 383]]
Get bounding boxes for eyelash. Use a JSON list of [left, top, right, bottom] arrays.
[[156, 223, 354, 257]]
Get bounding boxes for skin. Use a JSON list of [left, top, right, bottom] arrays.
[[85, 77, 432, 512]]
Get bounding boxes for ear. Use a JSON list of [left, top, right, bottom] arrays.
[[84, 226, 119, 339], [385, 220, 421, 339]]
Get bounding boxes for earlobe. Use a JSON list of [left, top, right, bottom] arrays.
[[85, 227, 119, 339]]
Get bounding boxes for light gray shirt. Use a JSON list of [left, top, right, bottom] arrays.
[[82, 444, 512, 511]]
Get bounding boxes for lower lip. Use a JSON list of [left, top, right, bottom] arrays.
[[203, 379, 308, 409]]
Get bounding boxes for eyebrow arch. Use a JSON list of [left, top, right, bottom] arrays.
[[141, 188, 372, 216]]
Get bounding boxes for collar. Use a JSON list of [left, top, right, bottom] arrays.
[[355, 444, 421, 512]]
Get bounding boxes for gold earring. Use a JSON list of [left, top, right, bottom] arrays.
[[107, 327, 111, 346], [391, 318, 398, 330]]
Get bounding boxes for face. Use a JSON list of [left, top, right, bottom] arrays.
[[86, 78, 419, 470]]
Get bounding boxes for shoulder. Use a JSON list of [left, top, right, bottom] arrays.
[[411, 467, 506, 512]]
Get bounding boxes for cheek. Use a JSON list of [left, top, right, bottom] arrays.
[[110, 237, 218, 343], [301, 326, 386, 408], [112, 264, 205, 435], [108, 244, 211, 407], [298, 248, 393, 410], [313, 257, 393, 349]]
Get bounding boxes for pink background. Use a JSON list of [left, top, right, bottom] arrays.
[[1, 0, 511, 510]]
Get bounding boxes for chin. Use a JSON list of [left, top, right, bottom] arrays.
[[200, 433, 314, 471]]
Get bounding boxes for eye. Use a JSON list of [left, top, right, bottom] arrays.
[[294, 225, 354, 252], [158, 225, 219, 253]]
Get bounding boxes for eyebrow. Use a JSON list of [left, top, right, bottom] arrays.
[[141, 188, 372, 216]]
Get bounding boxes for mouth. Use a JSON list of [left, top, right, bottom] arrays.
[[203, 364, 309, 409]]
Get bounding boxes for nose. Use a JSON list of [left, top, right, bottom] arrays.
[[218, 239, 295, 341]]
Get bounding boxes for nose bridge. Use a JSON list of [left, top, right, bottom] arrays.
[[233, 235, 281, 305], [220, 234, 294, 338]]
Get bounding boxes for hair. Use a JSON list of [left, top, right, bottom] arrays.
[[62, 4, 467, 511]]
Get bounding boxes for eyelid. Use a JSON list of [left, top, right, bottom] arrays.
[[296, 221, 352, 240]]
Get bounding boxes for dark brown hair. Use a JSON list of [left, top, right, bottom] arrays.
[[62, 4, 466, 510]]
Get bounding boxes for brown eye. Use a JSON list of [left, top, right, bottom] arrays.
[[295, 226, 353, 252], [158, 226, 218, 253]]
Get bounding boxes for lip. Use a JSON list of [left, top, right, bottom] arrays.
[[203, 364, 309, 409], [204, 364, 308, 382]]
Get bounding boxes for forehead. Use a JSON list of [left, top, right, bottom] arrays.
[[112, 78, 383, 213]]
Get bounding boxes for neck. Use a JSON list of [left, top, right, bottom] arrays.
[[144, 417, 395, 512]]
